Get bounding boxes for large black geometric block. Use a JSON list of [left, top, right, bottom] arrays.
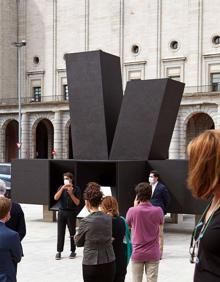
[[12, 158, 206, 215], [66, 50, 123, 160], [12, 50, 207, 216], [110, 79, 184, 160], [12, 159, 50, 205], [12, 159, 146, 216]]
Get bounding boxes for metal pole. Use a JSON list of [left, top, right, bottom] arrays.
[[13, 41, 26, 158], [17, 45, 21, 159]]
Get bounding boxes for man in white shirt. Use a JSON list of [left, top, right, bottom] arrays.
[[148, 170, 170, 258]]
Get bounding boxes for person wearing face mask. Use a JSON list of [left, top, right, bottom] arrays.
[[148, 170, 170, 259], [0, 197, 22, 282], [54, 172, 80, 260]]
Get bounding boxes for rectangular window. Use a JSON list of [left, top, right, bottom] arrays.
[[33, 86, 41, 102], [128, 70, 142, 80], [211, 73, 220, 91], [168, 75, 180, 82], [166, 67, 181, 82], [63, 84, 69, 100]]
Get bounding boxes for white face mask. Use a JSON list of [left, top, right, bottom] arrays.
[[64, 179, 70, 185], [148, 176, 155, 185]]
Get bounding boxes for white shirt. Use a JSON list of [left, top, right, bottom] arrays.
[[151, 181, 158, 197]]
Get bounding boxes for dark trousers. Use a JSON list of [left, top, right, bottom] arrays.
[[83, 261, 115, 282], [57, 210, 76, 253], [194, 266, 220, 282], [114, 270, 126, 282]]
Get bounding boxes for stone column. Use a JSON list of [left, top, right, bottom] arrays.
[[21, 112, 29, 159], [169, 115, 180, 159], [168, 115, 183, 223], [53, 111, 62, 159], [43, 205, 56, 222], [42, 111, 62, 221]]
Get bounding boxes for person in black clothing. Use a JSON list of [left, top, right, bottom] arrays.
[[6, 202, 26, 241], [54, 172, 80, 260], [187, 130, 220, 282], [101, 196, 127, 282], [0, 180, 26, 241], [148, 171, 170, 215]]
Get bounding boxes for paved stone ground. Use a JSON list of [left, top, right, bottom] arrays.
[[17, 205, 195, 282]]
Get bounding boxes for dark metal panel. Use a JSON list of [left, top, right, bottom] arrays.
[[11, 159, 50, 205], [49, 160, 77, 210], [99, 52, 123, 154], [117, 161, 146, 216], [65, 50, 123, 160], [148, 160, 207, 214], [11, 158, 207, 215], [148, 79, 184, 160], [110, 79, 184, 160], [49, 160, 116, 211], [76, 161, 116, 190]]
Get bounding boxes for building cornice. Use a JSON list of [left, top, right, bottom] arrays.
[[26, 71, 45, 76], [124, 60, 147, 66], [162, 57, 187, 62], [203, 53, 220, 59]]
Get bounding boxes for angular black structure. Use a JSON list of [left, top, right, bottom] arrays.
[[12, 50, 206, 215], [110, 79, 184, 160], [12, 159, 146, 215], [12, 160, 50, 205], [65, 51, 123, 160]]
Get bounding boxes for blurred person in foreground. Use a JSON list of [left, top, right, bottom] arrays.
[[0, 197, 22, 282], [188, 130, 220, 282], [126, 182, 163, 282], [75, 182, 115, 282], [0, 179, 26, 241], [101, 196, 127, 282]]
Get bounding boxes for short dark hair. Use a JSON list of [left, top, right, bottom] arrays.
[[0, 197, 11, 220], [63, 172, 74, 180], [150, 170, 159, 178], [83, 182, 103, 208], [135, 182, 152, 202]]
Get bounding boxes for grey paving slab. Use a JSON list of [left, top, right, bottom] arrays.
[[17, 205, 195, 282]]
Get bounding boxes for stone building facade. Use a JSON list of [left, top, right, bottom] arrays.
[[0, 0, 220, 163]]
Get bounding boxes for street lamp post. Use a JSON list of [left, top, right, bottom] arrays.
[[13, 40, 26, 159]]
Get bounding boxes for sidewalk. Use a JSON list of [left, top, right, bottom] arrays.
[[17, 205, 195, 282]]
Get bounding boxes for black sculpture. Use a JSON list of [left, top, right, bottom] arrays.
[[12, 50, 206, 215]]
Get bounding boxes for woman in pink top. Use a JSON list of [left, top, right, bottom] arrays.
[[126, 182, 163, 282]]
